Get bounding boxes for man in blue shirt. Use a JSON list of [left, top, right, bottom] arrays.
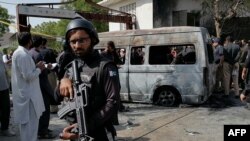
[[212, 38, 224, 92]]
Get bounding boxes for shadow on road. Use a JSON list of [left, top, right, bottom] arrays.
[[197, 91, 245, 110]]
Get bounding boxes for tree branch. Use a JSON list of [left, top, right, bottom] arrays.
[[224, 0, 243, 20], [213, 0, 222, 22]]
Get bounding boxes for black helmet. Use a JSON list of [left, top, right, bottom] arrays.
[[65, 18, 99, 46]]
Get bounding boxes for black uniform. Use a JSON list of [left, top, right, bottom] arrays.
[[242, 50, 250, 102], [56, 51, 75, 80], [65, 51, 120, 141]]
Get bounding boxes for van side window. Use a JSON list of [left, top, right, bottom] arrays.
[[117, 48, 126, 65], [131, 47, 145, 65], [149, 45, 196, 65], [206, 43, 214, 64]]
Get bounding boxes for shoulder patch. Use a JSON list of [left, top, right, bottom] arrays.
[[109, 70, 117, 77]]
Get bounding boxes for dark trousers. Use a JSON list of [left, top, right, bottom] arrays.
[[0, 89, 10, 130], [90, 127, 109, 141], [239, 64, 245, 89], [243, 72, 250, 102], [38, 89, 51, 134]]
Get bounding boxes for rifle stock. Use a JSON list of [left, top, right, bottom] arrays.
[[57, 101, 76, 119]]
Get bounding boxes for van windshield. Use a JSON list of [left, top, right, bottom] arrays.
[[149, 44, 196, 65]]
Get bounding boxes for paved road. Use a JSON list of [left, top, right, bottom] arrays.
[[0, 110, 68, 141], [1, 92, 250, 141], [115, 93, 250, 141]]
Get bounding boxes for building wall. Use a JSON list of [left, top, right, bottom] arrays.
[[175, 0, 201, 11], [100, 0, 250, 39], [153, 0, 201, 28], [103, 0, 201, 31], [136, 0, 153, 29], [107, 0, 153, 31], [153, 0, 175, 27]]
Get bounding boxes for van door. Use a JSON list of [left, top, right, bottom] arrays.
[[116, 47, 130, 101], [128, 46, 147, 102], [205, 42, 216, 96]]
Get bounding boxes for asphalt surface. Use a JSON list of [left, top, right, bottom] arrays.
[[1, 91, 250, 141]]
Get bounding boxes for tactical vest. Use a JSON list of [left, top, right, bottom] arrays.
[[75, 56, 109, 110], [72, 52, 118, 140]]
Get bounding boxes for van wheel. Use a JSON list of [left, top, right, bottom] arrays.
[[154, 88, 179, 107]]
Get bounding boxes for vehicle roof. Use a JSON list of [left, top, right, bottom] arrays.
[[96, 26, 207, 47], [98, 26, 206, 37]]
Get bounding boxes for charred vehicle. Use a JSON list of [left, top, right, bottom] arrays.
[[96, 26, 215, 106]]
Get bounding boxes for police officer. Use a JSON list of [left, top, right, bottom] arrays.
[[240, 49, 250, 109], [212, 38, 224, 92], [59, 18, 120, 141]]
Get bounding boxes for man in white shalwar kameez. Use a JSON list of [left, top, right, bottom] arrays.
[[11, 32, 45, 141]]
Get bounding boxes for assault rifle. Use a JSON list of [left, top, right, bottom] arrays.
[[58, 60, 94, 141]]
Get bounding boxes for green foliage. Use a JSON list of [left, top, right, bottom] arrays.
[[246, 1, 250, 8], [0, 45, 17, 54], [64, 0, 104, 12], [93, 21, 109, 32], [2, 48, 8, 54], [32, 21, 58, 35], [6, 41, 18, 51], [0, 5, 11, 37], [62, 0, 108, 32], [31, 21, 63, 52], [47, 41, 64, 53], [57, 19, 70, 36], [32, 19, 70, 37]]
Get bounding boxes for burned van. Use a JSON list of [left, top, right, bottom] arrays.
[[95, 26, 215, 106]]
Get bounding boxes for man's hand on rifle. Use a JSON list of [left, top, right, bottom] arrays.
[[60, 78, 74, 99], [60, 123, 79, 140]]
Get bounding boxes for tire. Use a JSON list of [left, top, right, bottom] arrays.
[[154, 88, 179, 107]]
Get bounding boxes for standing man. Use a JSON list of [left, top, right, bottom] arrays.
[[241, 47, 250, 108], [2, 48, 12, 67], [101, 41, 128, 112], [101, 41, 122, 65], [212, 38, 224, 92], [0, 52, 15, 136], [29, 36, 56, 139], [2, 49, 13, 92], [119, 48, 126, 64], [40, 38, 59, 114], [59, 18, 120, 141], [11, 32, 45, 141], [223, 36, 240, 97], [239, 39, 249, 89]]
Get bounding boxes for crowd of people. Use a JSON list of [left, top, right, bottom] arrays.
[[212, 36, 250, 105]]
